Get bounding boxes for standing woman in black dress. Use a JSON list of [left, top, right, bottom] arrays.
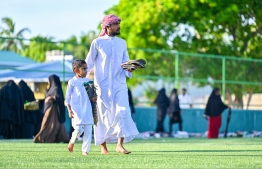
[[167, 88, 182, 134], [34, 74, 69, 143], [154, 88, 169, 133]]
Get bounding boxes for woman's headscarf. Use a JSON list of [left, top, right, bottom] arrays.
[[18, 80, 35, 103], [154, 88, 169, 108], [204, 87, 228, 117], [45, 74, 65, 123], [99, 14, 121, 37]]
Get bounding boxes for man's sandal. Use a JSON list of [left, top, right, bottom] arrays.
[[127, 59, 146, 68], [121, 64, 137, 71]]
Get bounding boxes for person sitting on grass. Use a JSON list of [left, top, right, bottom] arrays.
[[66, 59, 97, 155]]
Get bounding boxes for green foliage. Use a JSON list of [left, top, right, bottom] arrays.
[[0, 138, 262, 168], [0, 17, 30, 52], [21, 36, 60, 62], [106, 0, 262, 107], [61, 31, 96, 60]]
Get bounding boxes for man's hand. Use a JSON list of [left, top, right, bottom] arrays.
[[68, 109, 74, 118], [127, 68, 133, 72], [121, 62, 136, 72]]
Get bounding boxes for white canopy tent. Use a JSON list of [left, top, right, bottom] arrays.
[[0, 60, 75, 83]]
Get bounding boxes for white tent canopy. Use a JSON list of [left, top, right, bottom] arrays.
[[0, 60, 75, 82]]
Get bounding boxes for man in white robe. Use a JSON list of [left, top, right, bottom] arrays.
[[85, 14, 139, 154]]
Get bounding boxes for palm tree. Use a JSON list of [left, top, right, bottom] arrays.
[[0, 17, 30, 52]]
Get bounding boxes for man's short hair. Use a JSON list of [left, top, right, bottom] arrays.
[[72, 59, 86, 71], [182, 88, 187, 91]]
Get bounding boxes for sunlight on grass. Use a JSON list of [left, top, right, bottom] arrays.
[[0, 138, 261, 168]]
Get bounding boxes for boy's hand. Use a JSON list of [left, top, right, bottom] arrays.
[[68, 110, 74, 118], [91, 96, 97, 102]]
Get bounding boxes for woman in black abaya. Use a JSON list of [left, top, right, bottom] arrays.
[[154, 88, 169, 133], [34, 74, 69, 143], [0, 85, 13, 138], [204, 87, 229, 138], [167, 88, 182, 133], [6, 80, 24, 138], [18, 80, 40, 138]]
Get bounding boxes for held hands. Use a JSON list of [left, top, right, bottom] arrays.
[[91, 96, 97, 102]]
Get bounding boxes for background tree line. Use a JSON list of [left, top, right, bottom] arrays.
[[106, 0, 262, 108], [1, 0, 262, 108]]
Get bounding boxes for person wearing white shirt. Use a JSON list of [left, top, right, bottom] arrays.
[[85, 14, 139, 155], [66, 59, 96, 155], [178, 88, 192, 109]]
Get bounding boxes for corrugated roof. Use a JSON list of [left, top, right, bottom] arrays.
[[0, 50, 37, 65]]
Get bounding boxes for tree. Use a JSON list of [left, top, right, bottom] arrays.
[[22, 36, 59, 62], [61, 31, 96, 60], [106, 0, 262, 108], [0, 17, 30, 52]]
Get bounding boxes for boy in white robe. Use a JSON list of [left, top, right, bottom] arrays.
[[85, 14, 139, 154], [66, 59, 96, 155]]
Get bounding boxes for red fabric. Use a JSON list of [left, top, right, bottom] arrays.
[[99, 14, 121, 36], [208, 114, 221, 138]]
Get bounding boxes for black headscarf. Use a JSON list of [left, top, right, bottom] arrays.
[[154, 88, 169, 108], [204, 87, 228, 117], [45, 74, 65, 123], [6, 80, 24, 125], [18, 80, 35, 103], [168, 88, 181, 114]]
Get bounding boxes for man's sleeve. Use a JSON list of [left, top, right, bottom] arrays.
[[65, 80, 73, 105], [85, 40, 98, 77], [122, 42, 132, 78]]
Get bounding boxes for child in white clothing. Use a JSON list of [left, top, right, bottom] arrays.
[[66, 59, 96, 155]]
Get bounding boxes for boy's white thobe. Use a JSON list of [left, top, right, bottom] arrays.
[[65, 76, 93, 152], [86, 35, 139, 145]]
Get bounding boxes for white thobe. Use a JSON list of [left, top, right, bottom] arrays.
[[178, 94, 192, 109], [65, 76, 94, 126], [85, 35, 139, 145]]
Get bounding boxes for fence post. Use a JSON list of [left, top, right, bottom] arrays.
[[62, 42, 66, 95], [175, 51, 179, 88], [222, 57, 226, 100]]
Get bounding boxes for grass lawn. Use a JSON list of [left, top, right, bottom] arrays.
[[0, 138, 261, 168]]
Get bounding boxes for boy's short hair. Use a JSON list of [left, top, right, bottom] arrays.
[[72, 59, 86, 71]]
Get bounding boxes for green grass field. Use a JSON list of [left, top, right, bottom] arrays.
[[0, 138, 261, 168]]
